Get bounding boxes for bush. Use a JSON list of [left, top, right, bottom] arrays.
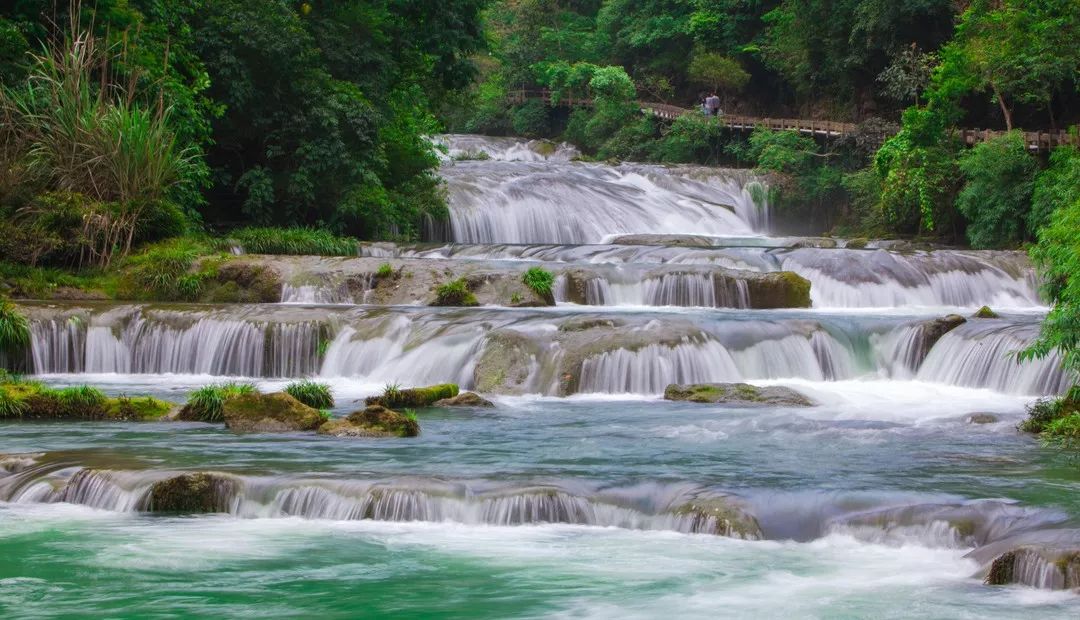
[[433, 278, 478, 306], [598, 117, 659, 161], [224, 227, 359, 256], [284, 380, 334, 409], [522, 267, 554, 297], [653, 114, 724, 163], [956, 132, 1037, 248], [117, 238, 215, 301], [0, 388, 27, 418], [1030, 144, 1080, 238], [510, 100, 550, 138], [376, 263, 394, 279], [184, 382, 258, 423], [0, 298, 30, 360]]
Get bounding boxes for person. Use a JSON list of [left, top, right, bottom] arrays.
[[705, 92, 721, 117], [699, 93, 709, 115]]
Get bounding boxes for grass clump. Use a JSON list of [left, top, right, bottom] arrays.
[[432, 278, 478, 306], [183, 382, 258, 422], [284, 380, 334, 409], [116, 238, 219, 301], [223, 227, 359, 256], [0, 298, 30, 360], [1021, 389, 1080, 456], [521, 267, 554, 297], [55, 385, 106, 410], [367, 383, 458, 408], [376, 263, 394, 279]]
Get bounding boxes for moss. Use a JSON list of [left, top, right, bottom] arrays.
[[366, 383, 459, 408], [845, 237, 869, 249], [348, 405, 420, 437], [664, 382, 813, 406], [670, 499, 762, 539], [104, 396, 174, 421], [222, 392, 324, 433], [746, 271, 812, 308], [972, 305, 999, 319], [146, 473, 237, 513]]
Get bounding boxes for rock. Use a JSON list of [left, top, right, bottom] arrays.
[[966, 413, 998, 424], [222, 392, 325, 433], [985, 546, 1080, 589], [103, 396, 176, 421], [558, 318, 619, 332], [433, 392, 494, 407], [972, 305, 1000, 319], [664, 382, 814, 407], [844, 237, 869, 249], [669, 498, 762, 539], [145, 472, 237, 513], [202, 260, 283, 303], [317, 405, 420, 438], [745, 271, 812, 308], [366, 383, 459, 408], [474, 332, 541, 394], [606, 234, 718, 248]]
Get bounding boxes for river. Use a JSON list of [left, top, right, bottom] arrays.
[[0, 135, 1077, 618]]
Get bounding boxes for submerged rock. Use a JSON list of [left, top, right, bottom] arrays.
[[669, 498, 762, 539], [222, 392, 325, 433], [318, 405, 420, 438], [966, 413, 998, 424], [145, 473, 237, 513], [475, 332, 541, 394], [606, 234, 718, 248], [433, 392, 494, 407], [972, 305, 1000, 319], [366, 383, 459, 409], [664, 382, 814, 407]]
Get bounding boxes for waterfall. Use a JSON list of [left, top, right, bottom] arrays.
[[435, 134, 581, 162]]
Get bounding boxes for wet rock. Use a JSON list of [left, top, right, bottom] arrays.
[[664, 382, 814, 407], [203, 260, 283, 303], [433, 392, 494, 407], [844, 237, 869, 249], [744, 271, 812, 308], [966, 413, 998, 424], [606, 234, 718, 248], [222, 392, 324, 433], [145, 472, 237, 513], [792, 237, 838, 249], [366, 383, 459, 408], [474, 331, 541, 394], [669, 498, 762, 539], [985, 546, 1080, 589], [972, 305, 1000, 319], [557, 317, 619, 332], [317, 405, 420, 438]]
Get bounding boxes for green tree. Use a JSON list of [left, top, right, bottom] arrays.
[[955, 131, 1037, 248], [687, 52, 750, 102]]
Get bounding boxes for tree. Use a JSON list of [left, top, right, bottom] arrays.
[[687, 52, 749, 103], [877, 44, 936, 106], [955, 131, 1037, 248]]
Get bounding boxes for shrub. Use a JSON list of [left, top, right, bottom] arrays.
[[0, 389, 27, 418], [433, 278, 478, 306], [522, 267, 554, 297], [224, 227, 359, 256], [284, 380, 334, 409], [184, 382, 258, 422], [117, 238, 215, 301], [956, 132, 1037, 248], [510, 100, 550, 138], [376, 263, 394, 279], [0, 298, 30, 360], [1020, 389, 1080, 434]]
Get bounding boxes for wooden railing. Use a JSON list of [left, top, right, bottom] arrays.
[[508, 89, 1076, 151]]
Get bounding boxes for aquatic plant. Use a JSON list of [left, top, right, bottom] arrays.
[[284, 380, 334, 409], [521, 267, 554, 297], [185, 382, 258, 423]]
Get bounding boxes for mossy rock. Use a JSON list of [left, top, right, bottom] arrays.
[[366, 383, 459, 408], [557, 318, 618, 332], [318, 405, 420, 438], [972, 305, 999, 319], [966, 413, 998, 424], [145, 473, 237, 513], [745, 271, 811, 308], [474, 331, 539, 394], [433, 391, 494, 408], [845, 237, 869, 249], [103, 396, 175, 421], [664, 382, 813, 407], [669, 498, 762, 539], [19, 392, 106, 420], [985, 547, 1080, 588], [203, 261, 283, 303], [222, 392, 325, 433]]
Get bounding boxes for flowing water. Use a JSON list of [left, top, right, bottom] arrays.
[[2, 135, 1079, 618]]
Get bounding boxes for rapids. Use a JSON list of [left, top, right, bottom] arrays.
[[1, 135, 1077, 617]]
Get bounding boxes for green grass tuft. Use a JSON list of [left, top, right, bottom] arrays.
[[222, 227, 359, 256], [284, 379, 334, 409], [0, 299, 30, 358], [185, 382, 258, 423], [376, 263, 394, 278], [55, 385, 106, 410], [521, 267, 554, 297], [433, 278, 478, 306]]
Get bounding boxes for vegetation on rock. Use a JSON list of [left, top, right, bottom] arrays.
[[221, 392, 324, 434], [432, 278, 479, 307], [181, 382, 257, 423], [367, 383, 460, 409], [284, 380, 334, 410]]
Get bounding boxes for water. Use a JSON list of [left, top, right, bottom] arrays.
[[2, 135, 1078, 618]]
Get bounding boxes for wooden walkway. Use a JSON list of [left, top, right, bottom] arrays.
[[508, 89, 1076, 151]]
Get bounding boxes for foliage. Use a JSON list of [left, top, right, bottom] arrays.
[[652, 114, 725, 163], [54, 385, 106, 411], [878, 44, 937, 105], [284, 380, 334, 410], [1021, 390, 1080, 455], [225, 227, 358, 257], [433, 278, 479, 307], [748, 128, 844, 220], [116, 238, 216, 301], [956, 131, 1037, 248], [1030, 144, 1080, 235], [687, 52, 750, 96], [184, 382, 258, 423], [0, 298, 30, 359], [376, 263, 394, 279], [510, 100, 550, 138], [521, 267, 555, 297], [598, 117, 659, 161]]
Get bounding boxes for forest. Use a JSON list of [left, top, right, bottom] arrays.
[[0, 1, 1079, 438]]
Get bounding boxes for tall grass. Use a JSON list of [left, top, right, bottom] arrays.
[[0, 299, 30, 359], [55, 385, 106, 410], [222, 227, 359, 256], [284, 380, 334, 409], [521, 267, 554, 297], [117, 238, 215, 301], [185, 382, 257, 422]]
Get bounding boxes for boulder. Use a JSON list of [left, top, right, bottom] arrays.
[[745, 271, 812, 308], [985, 546, 1080, 589], [972, 305, 1000, 319], [318, 405, 420, 438], [433, 391, 494, 408], [844, 237, 869, 249], [606, 234, 718, 248], [664, 382, 814, 407], [475, 331, 541, 394], [366, 383, 459, 409], [145, 472, 237, 513], [222, 392, 325, 433], [669, 498, 762, 539], [966, 413, 998, 424], [911, 314, 966, 364]]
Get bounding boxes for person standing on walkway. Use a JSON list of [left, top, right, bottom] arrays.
[[706, 92, 722, 117]]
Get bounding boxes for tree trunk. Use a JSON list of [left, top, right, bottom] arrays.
[[991, 82, 1013, 131]]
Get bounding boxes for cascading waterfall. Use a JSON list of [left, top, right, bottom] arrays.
[[435, 134, 581, 162]]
